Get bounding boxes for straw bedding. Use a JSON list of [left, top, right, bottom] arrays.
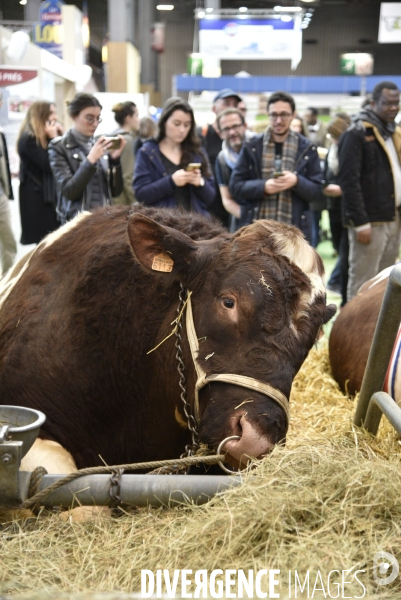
[[1, 339, 400, 599]]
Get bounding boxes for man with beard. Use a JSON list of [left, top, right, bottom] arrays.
[[215, 108, 247, 232], [339, 80, 401, 299], [197, 89, 242, 227], [229, 91, 321, 243]]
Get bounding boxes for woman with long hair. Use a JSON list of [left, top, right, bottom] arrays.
[[133, 97, 215, 214], [323, 114, 351, 306], [17, 100, 63, 244], [111, 101, 139, 205], [290, 115, 308, 137], [48, 93, 125, 224]]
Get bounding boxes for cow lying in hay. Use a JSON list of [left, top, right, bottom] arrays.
[[329, 266, 396, 396], [0, 206, 335, 475]]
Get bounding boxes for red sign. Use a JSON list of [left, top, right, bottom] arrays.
[[151, 22, 165, 53], [0, 68, 38, 86]]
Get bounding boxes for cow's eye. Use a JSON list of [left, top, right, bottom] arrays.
[[223, 298, 235, 309]]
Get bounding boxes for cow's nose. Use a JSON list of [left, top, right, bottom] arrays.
[[223, 414, 274, 468]]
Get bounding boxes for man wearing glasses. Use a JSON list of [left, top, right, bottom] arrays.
[[229, 91, 321, 242], [339, 81, 401, 300], [215, 108, 247, 232]]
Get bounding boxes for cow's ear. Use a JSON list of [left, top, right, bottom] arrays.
[[324, 303, 337, 324], [128, 213, 199, 280]]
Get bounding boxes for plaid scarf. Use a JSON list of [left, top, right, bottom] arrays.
[[260, 128, 299, 223]]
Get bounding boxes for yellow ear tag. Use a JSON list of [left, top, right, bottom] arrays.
[[152, 252, 174, 272]]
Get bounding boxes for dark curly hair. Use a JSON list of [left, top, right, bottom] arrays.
[[267, 91, 296, 113], [156, 97, 210, 178]]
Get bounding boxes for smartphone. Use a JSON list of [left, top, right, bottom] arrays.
[[186, 163, 201, 171], [104, 136, 121, 150], [273, 171, 283, 178]]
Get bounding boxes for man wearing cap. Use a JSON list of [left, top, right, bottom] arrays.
[[215, 107, 248, 232], [197, 88, 241, 226], [229, 91, 322, 241]]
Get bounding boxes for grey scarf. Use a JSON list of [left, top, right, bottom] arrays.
[[354, 107, 396, 140]]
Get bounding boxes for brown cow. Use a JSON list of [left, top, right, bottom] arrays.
[[0, 206, 335, 473], [329, 267, 392, 395]]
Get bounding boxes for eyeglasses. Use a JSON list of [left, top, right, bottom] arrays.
[[84, 115, 103, 124], [268, 112, 293, 121], [220, 123, 244, 135]]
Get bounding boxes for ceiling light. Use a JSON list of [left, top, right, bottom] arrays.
[[206, 7, 213, 12], [19, 0, 27, 4], [239, 6, 248, 12], [300, 0, 316, 3], [274, 6, 302, 12], [281, 15, 292, 22], [156, 4, 174, 10], [197, 10, 205, 18]]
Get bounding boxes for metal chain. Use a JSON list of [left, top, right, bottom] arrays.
[[175, 283, 199, 459], [109, 468, 124, 506]]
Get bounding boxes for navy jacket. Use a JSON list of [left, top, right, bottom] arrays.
[[229, 133, 322, 230], [133, 140, 215, 216]]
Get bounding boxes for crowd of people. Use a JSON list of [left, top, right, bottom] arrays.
[[0, 80, 399, 310]]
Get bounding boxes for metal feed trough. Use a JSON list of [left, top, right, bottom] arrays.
[[354, 263, 401, 436], [0, 405, 241, 509]]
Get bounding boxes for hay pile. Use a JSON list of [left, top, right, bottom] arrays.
[[1, 340, 401, 600]]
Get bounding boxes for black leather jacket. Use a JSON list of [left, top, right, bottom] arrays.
[[48, 129, 123, 223]]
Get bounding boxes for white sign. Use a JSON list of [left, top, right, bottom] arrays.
[[378, 2, 401, 43], [0, 66, 40, 175], [341, 53, 374, 75], [199, 18, 302, 69]]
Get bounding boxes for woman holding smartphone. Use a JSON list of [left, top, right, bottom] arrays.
[[17, 101, 63, 244], [48, 93, 125, 224], [133, 97, 215, 214]]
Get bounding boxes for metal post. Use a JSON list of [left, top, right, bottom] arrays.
[[354, 264, 401, 428], [108, 0, 135, 43], [35, 474, 242, 508], [0, 441, 29, 505], [364, 391, 401, 436]]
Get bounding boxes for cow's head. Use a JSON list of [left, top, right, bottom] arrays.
[[129, 214, 336, 468]]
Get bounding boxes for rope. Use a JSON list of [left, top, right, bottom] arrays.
[[28, 466, 48, 498], [21, 454, 226, 510]]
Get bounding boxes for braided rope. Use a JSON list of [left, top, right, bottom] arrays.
[[21, 454, 226, 510]]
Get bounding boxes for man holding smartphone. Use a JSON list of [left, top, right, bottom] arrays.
[[229, 91, 322, 242]]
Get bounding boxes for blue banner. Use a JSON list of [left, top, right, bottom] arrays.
[[32, 0, 64, 59]]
